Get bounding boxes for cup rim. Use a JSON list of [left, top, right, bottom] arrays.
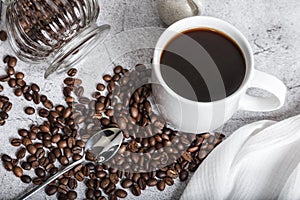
[[153, 16, 254, 104]]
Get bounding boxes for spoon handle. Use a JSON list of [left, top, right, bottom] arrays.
[[17, 158, 84, 200]]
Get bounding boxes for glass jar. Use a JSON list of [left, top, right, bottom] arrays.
[[5, 0, 110, 78]]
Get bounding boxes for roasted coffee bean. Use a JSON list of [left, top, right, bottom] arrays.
[[0, 119, 5, 126], [74, 78, 82, 85], [130, 107, 139, 118], [96, 83, 105, 91], [131, 185, 141, 196], [0, 30, 8, 41], [24, 92, 33, 101], [14, 88, 22, 97], [100, 178, 110, 189], [22, 137, 32, 146], [109, 173, 119, 184], [108, 194, 117, 200], [64, 78, 75, 85], [67, 137, 76, 149], [58, 140, 67, 148], [43, 140, 52, 149], [85, 188, 94, 198], [96, 102, 105, 111], [64, 148, 72, 158], [16, 79, 25, 87], [103, 75, 112, 82], [49, 167, 58, 175], [95, 170, 107, 179], [75, 86, 84, 97], [0, 111, 9, 119], [67, 191, 77, 199], [0, 75, 10, 82], [179, 169, 189, 181], [39, 125, 51, 134], [68, 178, 78, 189], [21, 162, 31, 170], [114, 189, 127, 198], [78, 97, 89, 104], [22, 86, 31, 95], [58, 185, 68, 194], [35, 148, 45, 159], [4, 161, 13, 171], [1, 101, 12, 113], [8, 78, 17, 87], [59, 156, 69, 166], [164, 177, 174, 186], [29, 84, 39, 93], [40, 95, 48, 102], [27, 144, 37, 154], [59, 177, 69, 186], [157, 180, 166, 191], [80, 166, 89, 177], [113, 65, 123, 74], [16, 147, 26, 159], [94, 190, 102, 198], [35, 167, 46, 177], [75, 171, 84, 182], [85, 179, 94, 189], [1, 154, 12, 162], [39, 108, 49, 118], [51, 134, 61, 143], [15, 72, 24, 79], [73, 154, 82, 161], [18, 129, 28, 137], [167, 168, 178, 179], [21, 175, 32, 183], [121, 179, 133, 188], [3, 55, 10, 63], [43, 100, 53, 109], [137, 177, 146, 190], [104, 182, 116, 194], [117, 117, 127, 130], [67, 68, 78, 77], [63, 87, 71, 97], [24, 107, 35, 115], [11, 159, 18, 166], [45, 185, 57, 196], [182, 152, 192, 162], [26, 155, 37, 163], [146, 178, 158, 187], [63, 107, 72, 119], [8, 57, 17, 68], [11, 138, 22, 146], [13, 166, 23, 177], [3, 102, 12, 112], [32, 177, 43, 185]]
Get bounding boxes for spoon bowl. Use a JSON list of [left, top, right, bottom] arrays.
[[18, 128, 124, 200]]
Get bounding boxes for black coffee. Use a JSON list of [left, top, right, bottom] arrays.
[[160, 28, 246, 102]]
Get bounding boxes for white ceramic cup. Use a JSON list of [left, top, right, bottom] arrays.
[[152, 16, 287, 133]]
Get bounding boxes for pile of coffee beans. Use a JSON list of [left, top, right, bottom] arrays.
[[1, 56, 225, 199], [7, 0, 99, 61], [0, 54, 17, 126]]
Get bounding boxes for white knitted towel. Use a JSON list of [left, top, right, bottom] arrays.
[[180, 114, 300, 200]]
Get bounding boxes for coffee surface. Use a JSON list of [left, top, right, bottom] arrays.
[[160, 28, 246, 102]]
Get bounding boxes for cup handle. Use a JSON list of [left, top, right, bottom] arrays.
[[239, 70, 287, 112]]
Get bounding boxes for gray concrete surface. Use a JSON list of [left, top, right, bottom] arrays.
[[0, 0, 299, 199]]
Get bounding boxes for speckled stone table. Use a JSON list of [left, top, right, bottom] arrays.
[[0, 0, 299, 199]]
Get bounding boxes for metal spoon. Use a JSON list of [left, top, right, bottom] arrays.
[[17, 128, 123, 200]]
